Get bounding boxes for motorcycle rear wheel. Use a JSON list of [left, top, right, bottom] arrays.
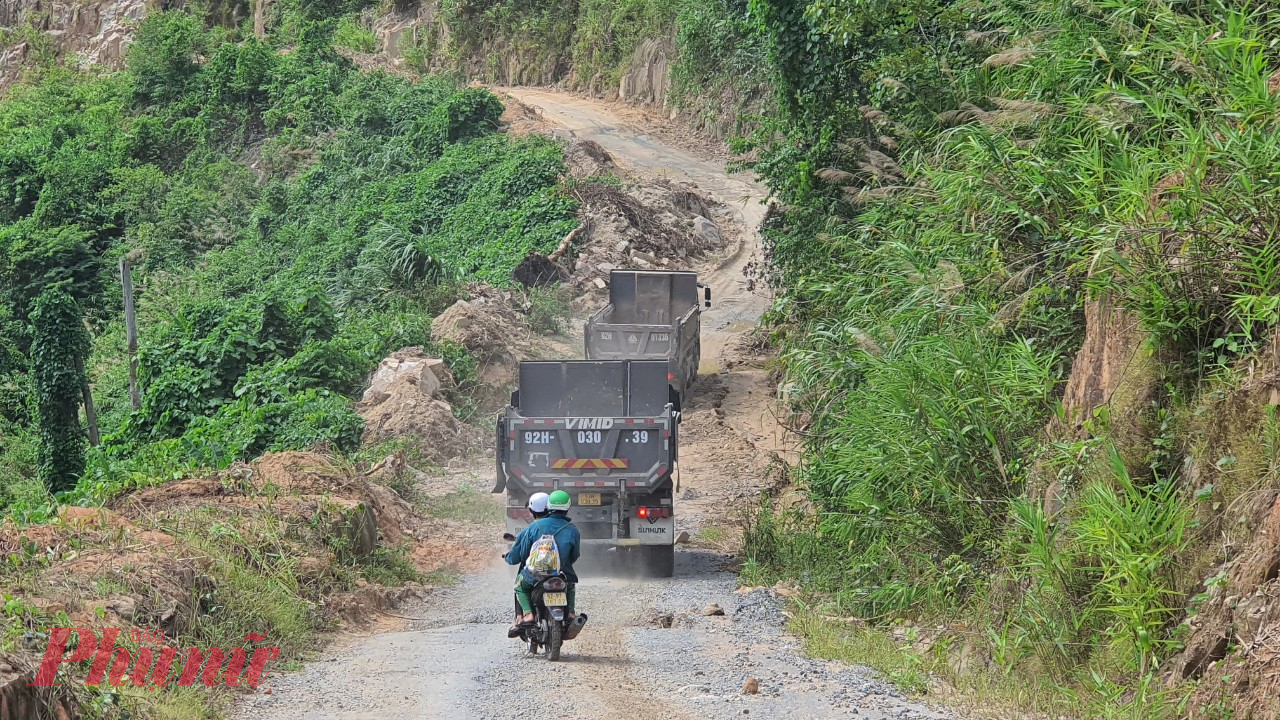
[[547, 619, 563, 661]]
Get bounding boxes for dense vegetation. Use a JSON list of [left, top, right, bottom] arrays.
[[0, 4, 577, 517], [730, 0, 1280, 716], [397, 0, 773, 136]]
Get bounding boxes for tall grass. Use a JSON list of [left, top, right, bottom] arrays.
[[750, 0, 1280, 714]]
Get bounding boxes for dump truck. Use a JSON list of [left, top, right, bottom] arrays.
[[584, 270, 711, 395], [493, 359, 681, 577]]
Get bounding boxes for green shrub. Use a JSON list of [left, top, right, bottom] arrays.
[[333, 15, 378, 53]]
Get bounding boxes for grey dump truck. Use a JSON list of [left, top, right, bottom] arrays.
[[584, 270, 711, 395], [493, 360, 681, 577]]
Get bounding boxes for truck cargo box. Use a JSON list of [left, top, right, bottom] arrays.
[[584, 270, 708, 394]]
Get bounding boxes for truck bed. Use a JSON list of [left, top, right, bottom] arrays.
[[494, 360, 679, 495], [584, 270, 703, 391]]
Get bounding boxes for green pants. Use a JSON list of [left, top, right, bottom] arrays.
[[515, 576, 576, 614]]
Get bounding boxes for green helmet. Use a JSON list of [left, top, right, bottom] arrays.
[[547, 490, 571, 511]]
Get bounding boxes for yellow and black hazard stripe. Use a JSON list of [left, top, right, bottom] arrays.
[[551, 458, 630, 469]]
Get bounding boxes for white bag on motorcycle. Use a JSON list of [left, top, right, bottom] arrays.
[[524, 534, 561, 578]]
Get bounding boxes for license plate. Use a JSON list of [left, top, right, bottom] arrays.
[[544, 592, 567, 606], [578, 493, 601, 506]]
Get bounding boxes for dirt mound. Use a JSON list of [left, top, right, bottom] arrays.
[[431, 292, 528, 362], [355, 348, 475, 464], [254, 451, 359, 494], [563, 139, 616, 177], [499, 94, 550, 136], [431, 285, 532, 409], [113, 451, 433, 554], [361, 393, 472, 465], [362, 347, 452, 405], [325, 584, 428, 629], [564, 180, 729, 309]]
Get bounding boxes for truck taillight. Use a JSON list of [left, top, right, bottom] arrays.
[[507, 508, 532, 521], [667, 372, 675, 381], [636, 507, 671, 519]]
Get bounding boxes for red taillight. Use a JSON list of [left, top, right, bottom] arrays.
[[638, 507, 649, 518], [668, 372, 675, 381], [635, 507, 671, 519], [507, 508, 532, 520]]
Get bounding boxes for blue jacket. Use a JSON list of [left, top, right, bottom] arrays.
[[504, 513, 581, 583]]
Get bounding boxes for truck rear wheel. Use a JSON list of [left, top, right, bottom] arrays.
[[645, 545, 675, 578]]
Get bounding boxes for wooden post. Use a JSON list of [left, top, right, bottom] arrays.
[[76, 356, 100, 447], [121, 256, 141, 410]]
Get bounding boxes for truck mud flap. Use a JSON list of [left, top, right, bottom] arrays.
[[493, 416, 507, 494]]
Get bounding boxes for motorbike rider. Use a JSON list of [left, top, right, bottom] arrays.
[[504, 490, 581, 633], [508, 492, 549, 630]]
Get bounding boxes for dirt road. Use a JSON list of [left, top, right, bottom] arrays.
[[235, 91, 949, 720]]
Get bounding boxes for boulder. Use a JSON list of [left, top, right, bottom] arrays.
[[692, 216, 721, 245], [362, 348, 448, 404]]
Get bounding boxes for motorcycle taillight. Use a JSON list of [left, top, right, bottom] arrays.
[[544, 577, 567, 591]]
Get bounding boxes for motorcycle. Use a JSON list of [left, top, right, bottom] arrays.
[[503, 532, 587, 661]]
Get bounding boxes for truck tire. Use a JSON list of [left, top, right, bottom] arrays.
[[646, 545, 675, 578]]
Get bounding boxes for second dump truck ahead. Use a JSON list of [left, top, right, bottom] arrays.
[[584, 270, 710, 395]]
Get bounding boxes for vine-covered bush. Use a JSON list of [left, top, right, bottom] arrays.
[[28, 288, 89, 493], [0, 6, 578, 504]]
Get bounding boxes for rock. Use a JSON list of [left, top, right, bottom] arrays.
[[297, 556, 328, 581], [702, 603, 726, 617], [105, 594, 137, 620], [593, 278, 608, 290], [675, 530, 691, 544], [618, 37, 673, 106], [693, 215, 722, 245], [615, 240, 631, 253], [773, 582, 799, 598], [632, 256, 653, 269], [362, 348, 446, 404], [631, 249, 659, 266], [596, 262, 617, 274], [741, 678, 759, 695]]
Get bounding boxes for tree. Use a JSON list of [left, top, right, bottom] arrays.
[[29, 288, 90, 493]]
